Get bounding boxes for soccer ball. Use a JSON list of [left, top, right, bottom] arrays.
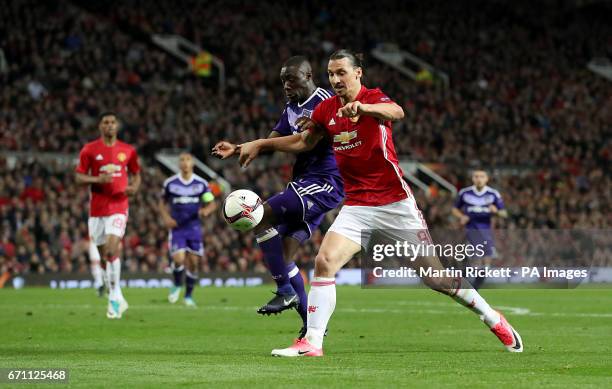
[[222, 189, 264, 231]]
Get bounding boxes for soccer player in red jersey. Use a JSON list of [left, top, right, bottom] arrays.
[[75, 112, 141, 319], [238, 50, 523, 356]]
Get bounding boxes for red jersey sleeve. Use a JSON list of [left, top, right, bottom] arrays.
[[311, 101, 327, 127], [127, 148, 141, 174], [364, 88, 396, 105], [75, 146, 90, 174]]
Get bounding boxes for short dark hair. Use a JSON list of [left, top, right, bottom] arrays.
[[329, 49, 364, 68], [98, 111, 120, 124], [283, 55, 309, 68]]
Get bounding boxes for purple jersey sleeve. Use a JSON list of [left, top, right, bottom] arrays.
[[272, 108, 292, 136], [494, 192, 505, 210], [161, 181, 170, 202]]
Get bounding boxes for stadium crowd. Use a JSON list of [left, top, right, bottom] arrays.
[[0, 0, 610, 275]]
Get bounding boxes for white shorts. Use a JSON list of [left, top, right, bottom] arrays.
[[328, 198, 428, 248], [88, 214, 128, 246]]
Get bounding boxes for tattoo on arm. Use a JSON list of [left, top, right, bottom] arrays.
[[302, 125, 325, 150]]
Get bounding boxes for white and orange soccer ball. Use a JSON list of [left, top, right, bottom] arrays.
[[222, 189, 264, 232]]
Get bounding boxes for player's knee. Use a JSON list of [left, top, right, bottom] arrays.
[[104, 236, 121, 257], [173, 254, 185, 266], [186, 256, 199, 271], [174, 258, 185, 267], [314, 252, 337, 277]]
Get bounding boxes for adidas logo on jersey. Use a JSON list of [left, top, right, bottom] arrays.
[[95, 154, 103, 160], [328, 118, 336, 126]]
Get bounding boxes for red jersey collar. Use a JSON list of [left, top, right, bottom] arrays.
[[353, 85, 367, 101]]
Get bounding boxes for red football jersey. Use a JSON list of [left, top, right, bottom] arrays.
[[311, 86, 412, 206], [75, 138, 140, 217]]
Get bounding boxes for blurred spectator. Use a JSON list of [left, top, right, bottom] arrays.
[[0, 0, 609, 273]]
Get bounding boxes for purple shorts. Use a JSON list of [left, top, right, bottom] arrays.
[[267, 178, 343, 243], [169, 228, 204, 256]]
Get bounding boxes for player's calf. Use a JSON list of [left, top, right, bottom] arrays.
[[256, 227, 294, 292], [185, 269, 198, 302], [168, 259, 185, 304], [409, 255, 523, 351], [256, 225, 299, 315], [287, 263, 308, 326]]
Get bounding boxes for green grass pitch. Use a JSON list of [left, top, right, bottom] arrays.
[[1, 286, 611, 388]]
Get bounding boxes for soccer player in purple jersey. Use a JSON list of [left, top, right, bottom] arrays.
[[452, 169, 507, 289], [212, 56, 344, 338], [159, 152, 217, 307]]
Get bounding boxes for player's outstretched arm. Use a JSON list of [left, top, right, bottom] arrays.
[[75, 172, 112, 185], [338, 101, 404, 121], [212, 131, 281, 160], [212, 141, 239, 159], [238, 120, 324, 167]]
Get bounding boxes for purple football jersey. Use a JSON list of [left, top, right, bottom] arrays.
[[163, 174, 211, 232], [455, 185, 505, 230], [273, 87, 343, 200]]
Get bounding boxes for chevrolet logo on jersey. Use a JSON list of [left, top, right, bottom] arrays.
[[333, 130, 358, 144], [100, 164, 123, 176]]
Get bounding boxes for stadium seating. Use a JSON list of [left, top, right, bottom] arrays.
[[0, 0, 609, 274]]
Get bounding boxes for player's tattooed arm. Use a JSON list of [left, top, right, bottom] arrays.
[[75, 172, 113, 185], [337, 101, 404, 121], [296, 117, 326, 150], [238, 119, 324, 167]]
